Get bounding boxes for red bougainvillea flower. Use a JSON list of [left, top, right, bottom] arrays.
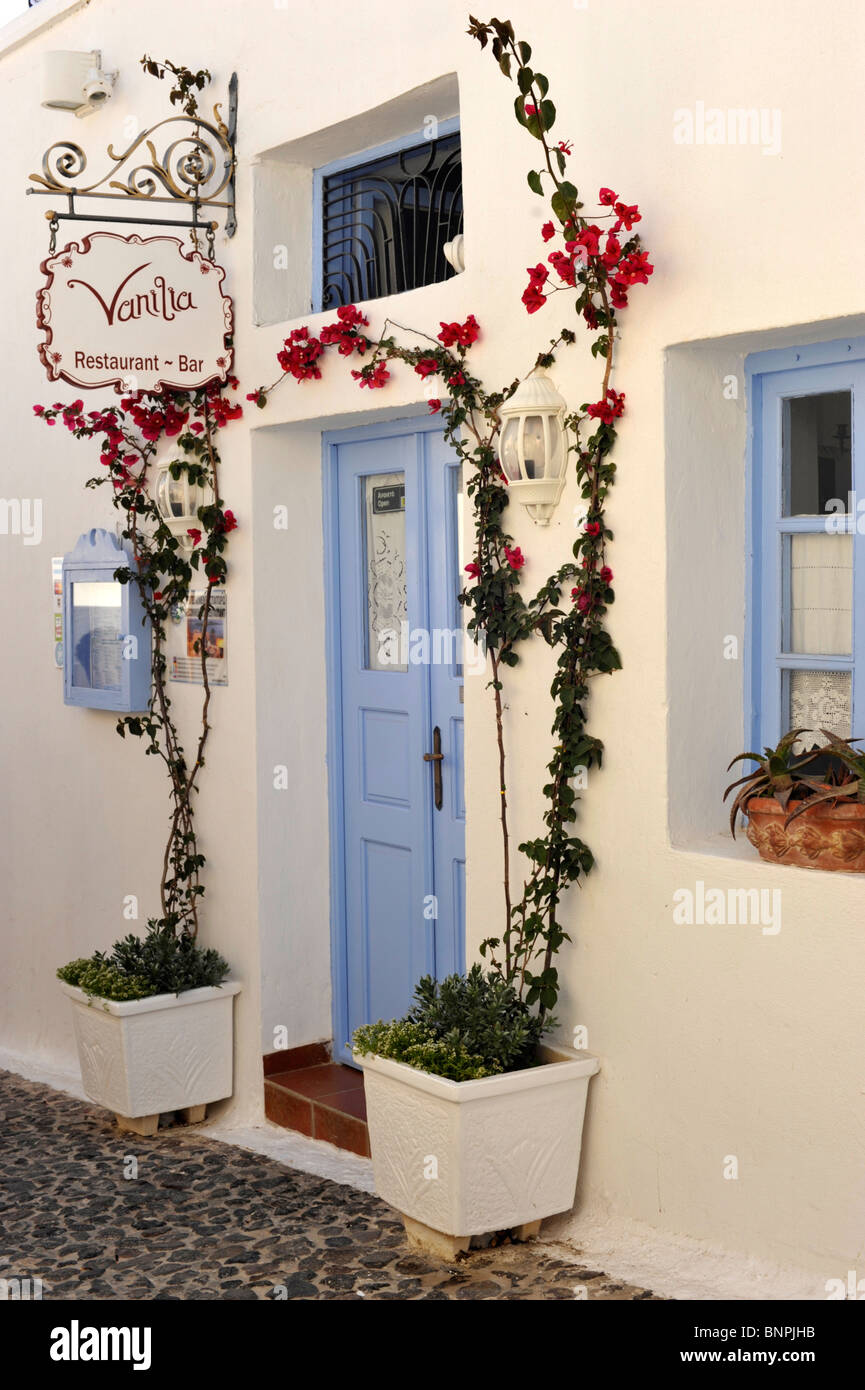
[[428, 399, 442, 414], [522, 270, 549, 310], [33, 404, 45, 415], [220, 510, 238, 534], [522, 284, 546, 313], [548, 250, 576, 287], [464, 561, 480, 579], [448, 371, 465, 387], [504, 545, 525, 571], [209, 396, 243, 429], [525, 103, 537, 116], [320, 305, 369, 356], [187, 528, 202, 546], [351, 361, 390, 389], [601, 232, 622, 270], [570, 225, 602, 258], [587, 389, 626, 425], [614, 250, 654, 287], [613, 201, 641, 232], [600, 566, 613, 583], [557, 139, 573, 156], [153, 591, 163, 602], [278, 326, 325, 381], [336, 304, 368, 328], [437, 314, 480, 348], [610, 282, 629, 310], [414, 357, 438, 378], [599, 187, 618, 205], [541, 221, 555, 242], [585, 521, 602, 537]]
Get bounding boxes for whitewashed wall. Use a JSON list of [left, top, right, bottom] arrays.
[[1, 0, 863, 1288]]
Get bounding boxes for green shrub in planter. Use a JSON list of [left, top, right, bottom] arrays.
[[353, 965, 552, 1081], [57, 921, 230, 1002]]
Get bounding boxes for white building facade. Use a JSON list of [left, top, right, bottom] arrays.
[[1, 0, 863, 1297]]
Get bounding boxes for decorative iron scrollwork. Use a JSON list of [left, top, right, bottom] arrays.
[[27, 77, 237, 238]]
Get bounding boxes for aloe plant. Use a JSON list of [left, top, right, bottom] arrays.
[[783, 730, 865, 825], [723, 730, 824, 836]]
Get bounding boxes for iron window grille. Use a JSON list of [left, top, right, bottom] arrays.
[[319, 131, 463, 310]]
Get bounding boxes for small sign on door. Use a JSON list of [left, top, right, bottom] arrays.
[[372, 484, 405, 514]]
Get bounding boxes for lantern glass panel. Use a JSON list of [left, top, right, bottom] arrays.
[[168, 477, 187, 518], [547, 417, 564, 478], [500, 418, 522, 481], [523, 415, 545, 479]]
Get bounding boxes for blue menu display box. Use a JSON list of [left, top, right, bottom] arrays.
[[63, 529, 151, 712]]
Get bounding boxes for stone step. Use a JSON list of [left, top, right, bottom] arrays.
[[263, 1059, 369, 1158]]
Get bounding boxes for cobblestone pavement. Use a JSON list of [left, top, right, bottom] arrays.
[[0, 1070, 659, 1301]]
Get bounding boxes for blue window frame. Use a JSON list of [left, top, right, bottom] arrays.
[[63, 528, 151, 712], [747, 338, 865, 753], [312, 118, 462, 312]]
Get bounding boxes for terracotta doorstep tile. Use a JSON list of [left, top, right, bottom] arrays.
[[267, 1063, 364, 1101], [263, 1080, 313, 1137], [317, 1087, 368, 1123], [312, 1102, 370, 1158], [262, 1042, 330, 1076]]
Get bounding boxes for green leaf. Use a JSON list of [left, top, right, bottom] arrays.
[[517, 41, 532, 63], [551, 189, 574, 224], [527, 169, 543, 195], [540, 99, 556, 131], [517, 65, 534, 94]]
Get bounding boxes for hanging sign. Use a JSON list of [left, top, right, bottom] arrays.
[[36, 233, 233, 394]]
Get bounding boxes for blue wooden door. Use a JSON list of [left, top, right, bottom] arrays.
[[328, 419, 466, 1063]]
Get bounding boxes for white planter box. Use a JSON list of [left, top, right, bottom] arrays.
[[60, 981, 241, 1121], [358, 1044, 599, 1238]]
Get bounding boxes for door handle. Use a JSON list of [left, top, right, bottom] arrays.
[[423, 726, 444, 810]]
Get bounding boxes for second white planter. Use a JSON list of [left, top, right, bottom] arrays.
[[60, 980, 241, 1134], [358, 1044, 599, 1251]]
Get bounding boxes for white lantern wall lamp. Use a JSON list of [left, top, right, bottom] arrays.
[[155, 461, 211, 552], [497, 370, 568, 525]]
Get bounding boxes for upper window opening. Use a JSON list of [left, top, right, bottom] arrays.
[[317, 128, 463, 310], [783, 391, 851, 517]]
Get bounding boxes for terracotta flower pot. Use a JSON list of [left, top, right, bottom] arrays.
[[745, 795, 865, 871]]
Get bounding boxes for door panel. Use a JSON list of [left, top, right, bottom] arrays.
[[425, 431, 466, 979], [329, 422, 465, 1063], [336, 432, 432, 1060]]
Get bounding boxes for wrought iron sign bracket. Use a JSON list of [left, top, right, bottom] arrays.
[[26, 73, 238, 241]]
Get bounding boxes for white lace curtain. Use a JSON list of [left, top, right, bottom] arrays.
[[788, 533, 852, 749]]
